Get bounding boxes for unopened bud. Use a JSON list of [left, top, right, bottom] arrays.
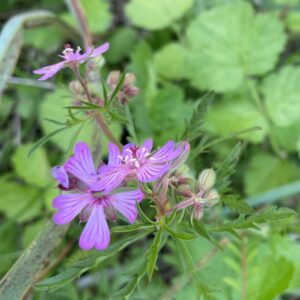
[[204, 189, 220, 206], [198, 168, 216, 191], [69, 80, 83, 95], [124, 73, 136, 86], [107, 70, 121, 86], [193, 203, 204, 220], [107, 71, 140, 105]]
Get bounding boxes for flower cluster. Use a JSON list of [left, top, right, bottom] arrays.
[[52, 140, 182, 250], [171, 168, 220, 220], [40, 42, 220, 252]]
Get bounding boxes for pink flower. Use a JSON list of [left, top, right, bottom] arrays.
[[92, 139, 182, 192], [33, 43, 109, 81], [52, 142, 144, 250]]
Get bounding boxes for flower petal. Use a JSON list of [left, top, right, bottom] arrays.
[[108, 142, 121, 166], [136, 162, 170, 182], [65, 142, 96, 186], [79, 205, 110, 251], [151, 141, 180, 162], [53, 193, 91, 225], [170, 142, 190, 169], [110, 189, 144, 223], [51, 166, 69, 188], [92, 165, 130, 192], [90, 42, 110, 57], [141, 139, 153, 153], [33, 61, 65, 81]]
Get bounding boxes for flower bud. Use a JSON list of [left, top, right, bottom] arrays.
[[204, 189, 220, 206], [69, 80, 83, 95], [198, 168, 216, 191], [193, 203, 204, 220], [107, 71, 140, 105], [107, 70, 121, 86]]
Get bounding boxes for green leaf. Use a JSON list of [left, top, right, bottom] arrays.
[[111, 224, 155, 233], [137, 202, 156, 225], [0, 178, 41, 222], [0, 10, 55, 99], [24, 24, 64, 52], [270, 121, 300, 152], [147, 228, 163, 281], [213, 206, 296, 231], [222, 196, 255, 214], [154, 42, 189, 80], [182, 93, 214, 142], [193, 220, 223, 250], [125, 0, 195, 30], [215, 142, 243, 192], [111, 271, 146, 300], [148, 84, 193, 144], [164, 225, 196, 240], [204, 94, 268, 143], [249, 256, 294, 300], [186, 2, 286, 92], [12, 144, 50, 188], [106, 28, 139, 64], [262, 65, 300, 127], [35, 230, 152, 292], [244, 153, 299, 195], [29, 127, 69, 157], [109, 72, 126, 103]]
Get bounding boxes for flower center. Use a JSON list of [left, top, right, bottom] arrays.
[[118, 146, 150, 169], [92, 194, 109, 206], [62, 43, 74, 56]]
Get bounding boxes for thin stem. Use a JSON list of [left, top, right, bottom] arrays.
[[94, 113, 122, 149], [65, 0, 92, 48], [73, 67, 122, 150]]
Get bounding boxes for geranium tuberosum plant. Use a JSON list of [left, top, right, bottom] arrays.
[[0, 9, 297, 298]]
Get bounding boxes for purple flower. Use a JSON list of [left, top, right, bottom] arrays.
[[33, 43, 109, 81], [92, 139, 181, 192], [52, 142, 144, 250]]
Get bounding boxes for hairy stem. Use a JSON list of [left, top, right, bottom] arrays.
[[94, 113, 122, 149]]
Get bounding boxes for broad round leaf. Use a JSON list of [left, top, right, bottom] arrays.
[[0, 178, 41, 222], [244, 153, 299, 195], [204, 95, 268, 143], [154, 42, 189, 80], [186, 2, 286, 92], [125, 0, 195, 30], [12, 144, 51, 188], [262, 66, 300, 127]]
